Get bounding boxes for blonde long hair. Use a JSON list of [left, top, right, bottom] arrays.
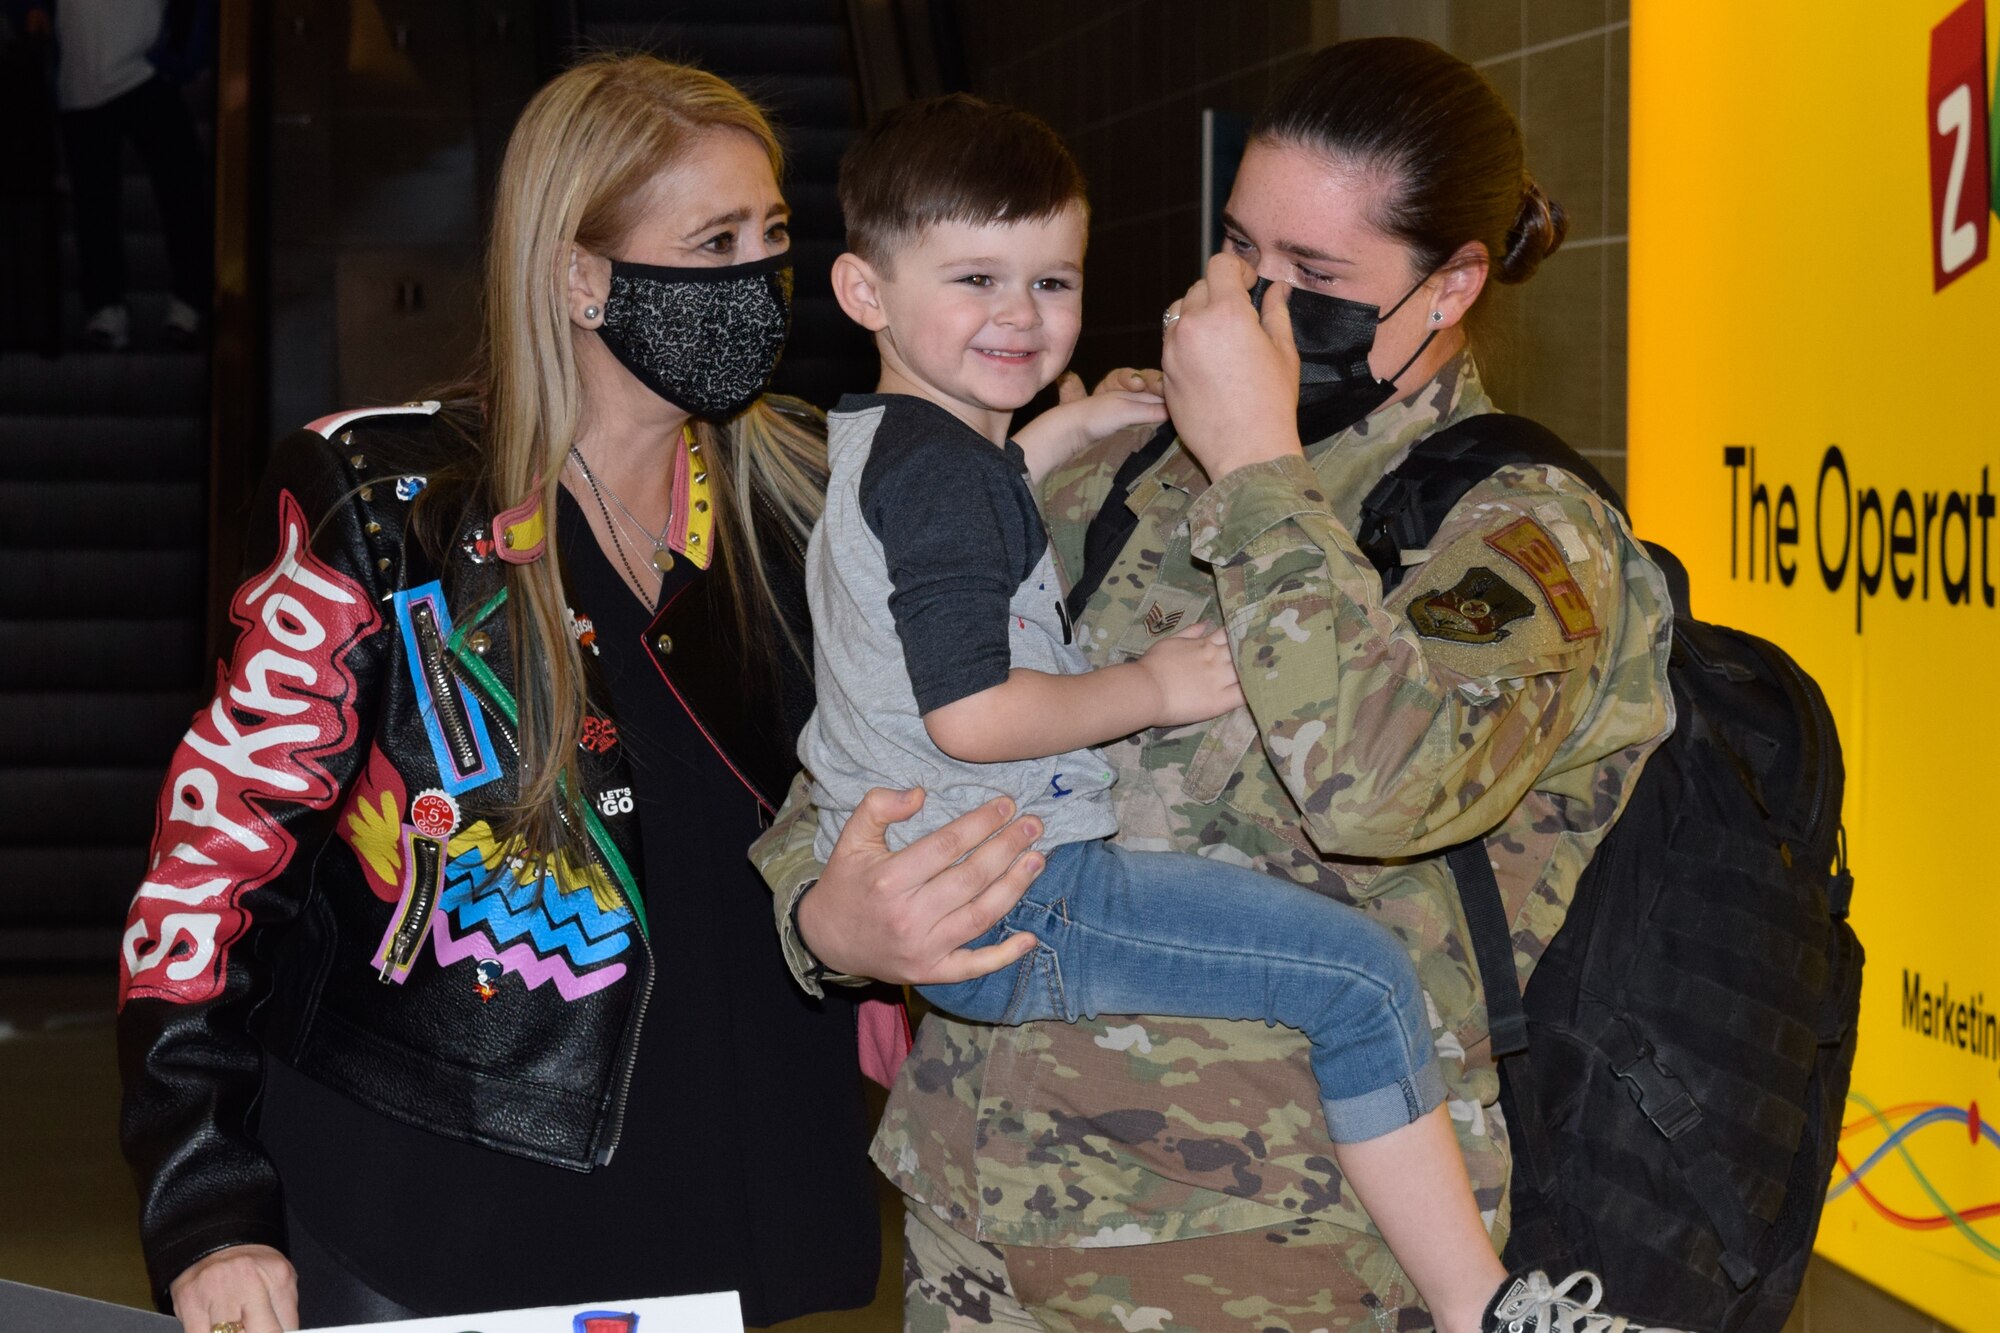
[[459, 54, 827, 875]]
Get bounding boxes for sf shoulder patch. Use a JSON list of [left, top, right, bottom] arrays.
[[1484, 517, 1600, 641], [1407, 567, 1537, 643]]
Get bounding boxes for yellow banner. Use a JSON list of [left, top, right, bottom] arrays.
[[1630, 3, 2000, 1326]]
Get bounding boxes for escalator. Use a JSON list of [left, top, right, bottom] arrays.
[[0, 80, 212, 961]]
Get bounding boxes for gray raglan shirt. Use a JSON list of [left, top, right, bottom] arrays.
[[800, 394, 1118, 861]]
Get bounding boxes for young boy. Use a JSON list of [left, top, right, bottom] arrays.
[[799, 95, 1678, 1333]]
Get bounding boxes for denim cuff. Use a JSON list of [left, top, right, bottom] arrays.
[[1319, 1059, 1449, 1143]]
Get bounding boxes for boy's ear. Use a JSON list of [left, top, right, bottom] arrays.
[[830, 252, 890, 332]]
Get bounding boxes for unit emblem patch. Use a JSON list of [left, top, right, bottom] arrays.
[[1406, 566, 1537, 644], [1485, 516, 1599, 640]]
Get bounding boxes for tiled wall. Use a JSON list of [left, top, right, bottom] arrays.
[[948, 0, 1632, 492], [946, 4, 1955, 1330]]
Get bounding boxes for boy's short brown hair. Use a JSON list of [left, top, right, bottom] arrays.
[[838, 94, 1087, 267]]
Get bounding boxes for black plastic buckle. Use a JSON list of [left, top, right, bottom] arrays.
[[1610, 1038, 1703, 1141]]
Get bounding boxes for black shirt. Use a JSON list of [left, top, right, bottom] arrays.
[[261, 489, 878, 1324]]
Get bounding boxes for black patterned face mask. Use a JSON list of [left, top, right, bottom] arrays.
[[596, 252, 793, 418]]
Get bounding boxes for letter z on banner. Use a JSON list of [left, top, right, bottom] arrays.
[[1929, 0, 1990, 290], [121, 491, 380, 1004]]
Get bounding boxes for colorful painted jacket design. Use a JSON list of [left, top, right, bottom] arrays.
[[754, 356, 1675, 1265], [117, 402, 815, 1303]]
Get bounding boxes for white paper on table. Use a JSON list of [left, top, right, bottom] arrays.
[[305, 1290, 742, 1332]]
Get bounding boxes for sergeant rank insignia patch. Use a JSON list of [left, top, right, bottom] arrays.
[[1406, 566, 1536, 643]]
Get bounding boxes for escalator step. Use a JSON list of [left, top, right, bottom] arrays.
[[585, 0, 840, 24], [0, 846, 147, 925], [0, 691, 198, 765], [0, 481, 204, 549], [0, 550, 204, 618], [0, 766, 165, 846], [582, 20, 846, 73], [0, 351, 206, 415], [0, 619, 205, 690], [0, 414, 206, 481]]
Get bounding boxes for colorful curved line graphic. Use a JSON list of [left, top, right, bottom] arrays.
[[1830, 1092, 2000, 1260]]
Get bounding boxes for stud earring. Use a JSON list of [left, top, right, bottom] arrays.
[[584, 305, 600, 322], [1429, 310, 1444, 323]]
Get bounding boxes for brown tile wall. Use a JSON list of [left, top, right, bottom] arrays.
[[944, 4, 1955, 1329], [948, 0, 1634, 488]]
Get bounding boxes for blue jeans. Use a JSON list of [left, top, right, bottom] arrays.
[[922, 839, 1446, 1143]]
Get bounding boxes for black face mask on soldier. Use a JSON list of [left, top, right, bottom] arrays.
[[595, 251, 793, 419], [1248, 271, 1440, 441]]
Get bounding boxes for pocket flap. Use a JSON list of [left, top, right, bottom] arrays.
[[1182, 705, 1259, 804]]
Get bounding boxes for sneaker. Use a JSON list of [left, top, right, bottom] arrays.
[[1485, 1269, 1692, 1333], [163, 297, 202, 344], [84, 303, 130, 351]]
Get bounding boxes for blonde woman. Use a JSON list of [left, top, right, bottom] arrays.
[[116, 56, 889, 1330]]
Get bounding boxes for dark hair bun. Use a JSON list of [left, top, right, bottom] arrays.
[[1498, 178, 1567, 284]]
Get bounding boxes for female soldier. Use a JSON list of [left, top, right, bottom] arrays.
[[118, 56, 880, 1331], [759, 37, 1676, 1331]]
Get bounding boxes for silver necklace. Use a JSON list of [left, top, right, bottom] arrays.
[[576, 456, 652, 600], [569, 446, 676, 574]]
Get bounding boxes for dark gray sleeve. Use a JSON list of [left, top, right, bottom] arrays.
[[860, 434, 1044, 714]]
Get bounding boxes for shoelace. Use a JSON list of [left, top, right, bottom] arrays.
[[1491, 1270, 1680, 1333]]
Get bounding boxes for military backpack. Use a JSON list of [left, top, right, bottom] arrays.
[[1354, 413, 1863, 1333]]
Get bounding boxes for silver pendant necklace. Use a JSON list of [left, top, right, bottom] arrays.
[[569, 446, 676, 574]]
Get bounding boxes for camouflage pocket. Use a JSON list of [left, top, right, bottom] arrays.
[[1180, 705, 1259, 804]]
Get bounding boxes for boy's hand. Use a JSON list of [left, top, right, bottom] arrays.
[[1059, 367, 1166, 402], [1134, 622, 1244, 727], [1016, 373, 1166, 481]]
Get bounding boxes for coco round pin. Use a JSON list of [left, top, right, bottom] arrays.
[[409, 788, 461, 841]]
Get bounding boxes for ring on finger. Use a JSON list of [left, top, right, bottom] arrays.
[[212, 1322, 245, 1333], [1161, 306, 1181, 330]]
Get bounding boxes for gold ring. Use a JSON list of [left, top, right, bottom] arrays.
[[212, 1321, 244, 1333]]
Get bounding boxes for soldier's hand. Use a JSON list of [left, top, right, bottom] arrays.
[[796, 788, 1045, 986], [170, 1245, 299, 1333], [1135, 622, 1245, 727], [1161, 253, 1303, 481]]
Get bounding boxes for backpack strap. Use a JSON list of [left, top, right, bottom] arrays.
[[1066, 421, 1180, 622], [1398, 417, 1622, 1268], [1445, 839, 1569, 1264], [1356, 413, 1627, 594]]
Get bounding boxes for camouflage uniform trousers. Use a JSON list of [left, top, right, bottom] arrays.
[[903, 1196, 1435, 1333]]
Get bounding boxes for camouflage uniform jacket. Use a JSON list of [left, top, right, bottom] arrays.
[[754, 353, 1675, 1254]]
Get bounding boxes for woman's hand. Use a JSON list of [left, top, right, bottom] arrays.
[[1161, 253, 1306, 481], [170, 1245, 299, 1333], [795, 789, 1047, 984], [1135, 622, 1244, 727], [1015, 368, 1167, 483]]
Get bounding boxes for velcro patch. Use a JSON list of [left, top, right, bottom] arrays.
[[1485, 517, 1599, 641], [1407, 567, 1537, 644]]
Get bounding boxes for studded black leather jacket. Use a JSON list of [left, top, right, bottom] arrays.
[[114, 401, 816, 1302]]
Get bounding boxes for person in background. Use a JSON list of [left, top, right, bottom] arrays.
[[24, 0, 213, 349], [117, 56, 887, 1332]]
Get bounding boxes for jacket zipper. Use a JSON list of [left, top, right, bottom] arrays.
[[411, 602, 484, 775], [379, 834, 442, 980], [754, 490, 806, 563], [444, 639, 655, 1166]]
